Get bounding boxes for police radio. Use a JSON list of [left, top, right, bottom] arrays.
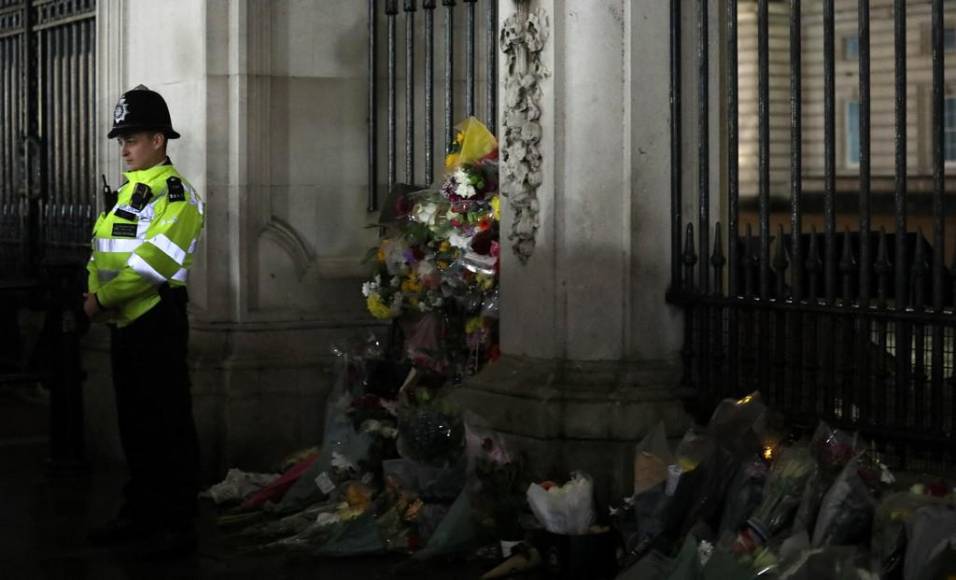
[[101, 174, 117, 213]]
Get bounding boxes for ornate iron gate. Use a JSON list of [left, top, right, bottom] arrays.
[[0, 0, 95, 469], [669, 0, 954, 470], [0, 0, 96, 274]]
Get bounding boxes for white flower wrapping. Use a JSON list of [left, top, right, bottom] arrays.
[[526, 472, 596, 535]]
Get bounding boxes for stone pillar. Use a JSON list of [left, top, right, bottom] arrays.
[[454, 0, 693, 502]]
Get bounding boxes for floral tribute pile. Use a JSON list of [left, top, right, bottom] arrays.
[[613, 392, 956, 580], [362, 117, 501, 379], [198, 121, 523, 571]]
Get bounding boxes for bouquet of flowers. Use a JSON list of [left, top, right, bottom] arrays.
[[362, 117, 501, 378], [791, 422, 860, 535], [735, 446, 814, 555]]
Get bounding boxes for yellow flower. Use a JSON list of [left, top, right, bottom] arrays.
[[367, 294, 396, 319], [444, 152, 460, 170], [490, 195, 501, 221], [465, 316, 483, 334], [477, 274, 495, 290], [376, 246, 386, 263], [437, 261, 449, 270], [401, 276, 422, 294], [439, 241, 451, 252]]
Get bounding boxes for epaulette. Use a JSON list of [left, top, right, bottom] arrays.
[[167, 176, 186, 202]]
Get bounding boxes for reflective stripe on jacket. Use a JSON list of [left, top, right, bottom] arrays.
[[86, 160, 204, 327]]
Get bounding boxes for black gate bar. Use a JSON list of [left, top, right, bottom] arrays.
[[464, 0, 476, 118], [930, 0, 945, 434], [404, 0, 415, 185], [424, 0, 435, 184], [367, 0, 378, 211], [485, 0, 496, 135], [697, 0, 709, 296], [670, 0, 682, 293], [443, 0, 454, 153], [823, 0, 836, 305], [386, 0, 397, 195]]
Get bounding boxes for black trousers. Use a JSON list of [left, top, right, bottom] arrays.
[[109, 286, 199, 526]]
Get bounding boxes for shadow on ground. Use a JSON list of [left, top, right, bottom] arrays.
[[0, 390, 502, 580]]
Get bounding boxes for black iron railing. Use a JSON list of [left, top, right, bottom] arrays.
[[0, 0, 95, 470], [368, 0, 498, 211], [669, 0, 955, 470]]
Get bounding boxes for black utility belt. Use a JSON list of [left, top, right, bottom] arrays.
[[158, 283, 189, 305]]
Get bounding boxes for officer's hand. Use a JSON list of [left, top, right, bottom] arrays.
[[83, 292, 101, 320]]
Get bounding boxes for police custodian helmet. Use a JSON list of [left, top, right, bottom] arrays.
[[108, 84, 181, 139]]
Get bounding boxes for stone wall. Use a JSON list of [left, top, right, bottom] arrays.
[[87, 0, 383, 480], [85, 0, 696, 492]]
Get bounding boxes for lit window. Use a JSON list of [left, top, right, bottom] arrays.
[[946, 97, 956, 162], [846, 100, 860, 166]]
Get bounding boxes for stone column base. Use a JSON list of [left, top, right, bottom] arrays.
[[450, 355, 692, 504]]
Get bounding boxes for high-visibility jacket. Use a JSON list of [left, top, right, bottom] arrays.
[[87, 159, 204, 327]]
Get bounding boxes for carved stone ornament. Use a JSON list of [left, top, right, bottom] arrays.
[[500, 2, 549, 263]]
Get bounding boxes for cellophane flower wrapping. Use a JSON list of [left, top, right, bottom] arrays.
[[526, 472, 596, 535], [791, 422, 860, 536], [810, 455, 877, 548], [743, 446, 815, 547]]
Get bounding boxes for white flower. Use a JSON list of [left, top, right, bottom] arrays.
[[456, 182, 477, 199], [361, 281, 378, 297], [449, 232, 474, 249], [454, 168, 470, 184], [412, 201, 440, 225]]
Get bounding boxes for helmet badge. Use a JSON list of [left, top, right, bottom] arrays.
[[113, 96, 130, 124]]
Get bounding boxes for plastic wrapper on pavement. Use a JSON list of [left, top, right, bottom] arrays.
[[664, 442, 738, 544], [634, 422, 674, 496], [382, 457, 465, 502], [396, 390, 465, 467], [810, 456, 877, 548], [774, 546, 875, 580], [792, 422, 860, 536], [313, 512, 386, 557], [718, 456, 768, 537], [871, 492, 952, 578], [707, 392, 767, 451], [744, 446, 815, 545], [464, 414, 528, 541], [903, 503, 956, 580], [412, 490, 479, 560], [241, 451, 321, 510], [201, 468, 279, 505], [526, 472, 596, 535], [276, 351, 376, 513]]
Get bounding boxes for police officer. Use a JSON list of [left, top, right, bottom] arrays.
[[84, 85, 204, 549]]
